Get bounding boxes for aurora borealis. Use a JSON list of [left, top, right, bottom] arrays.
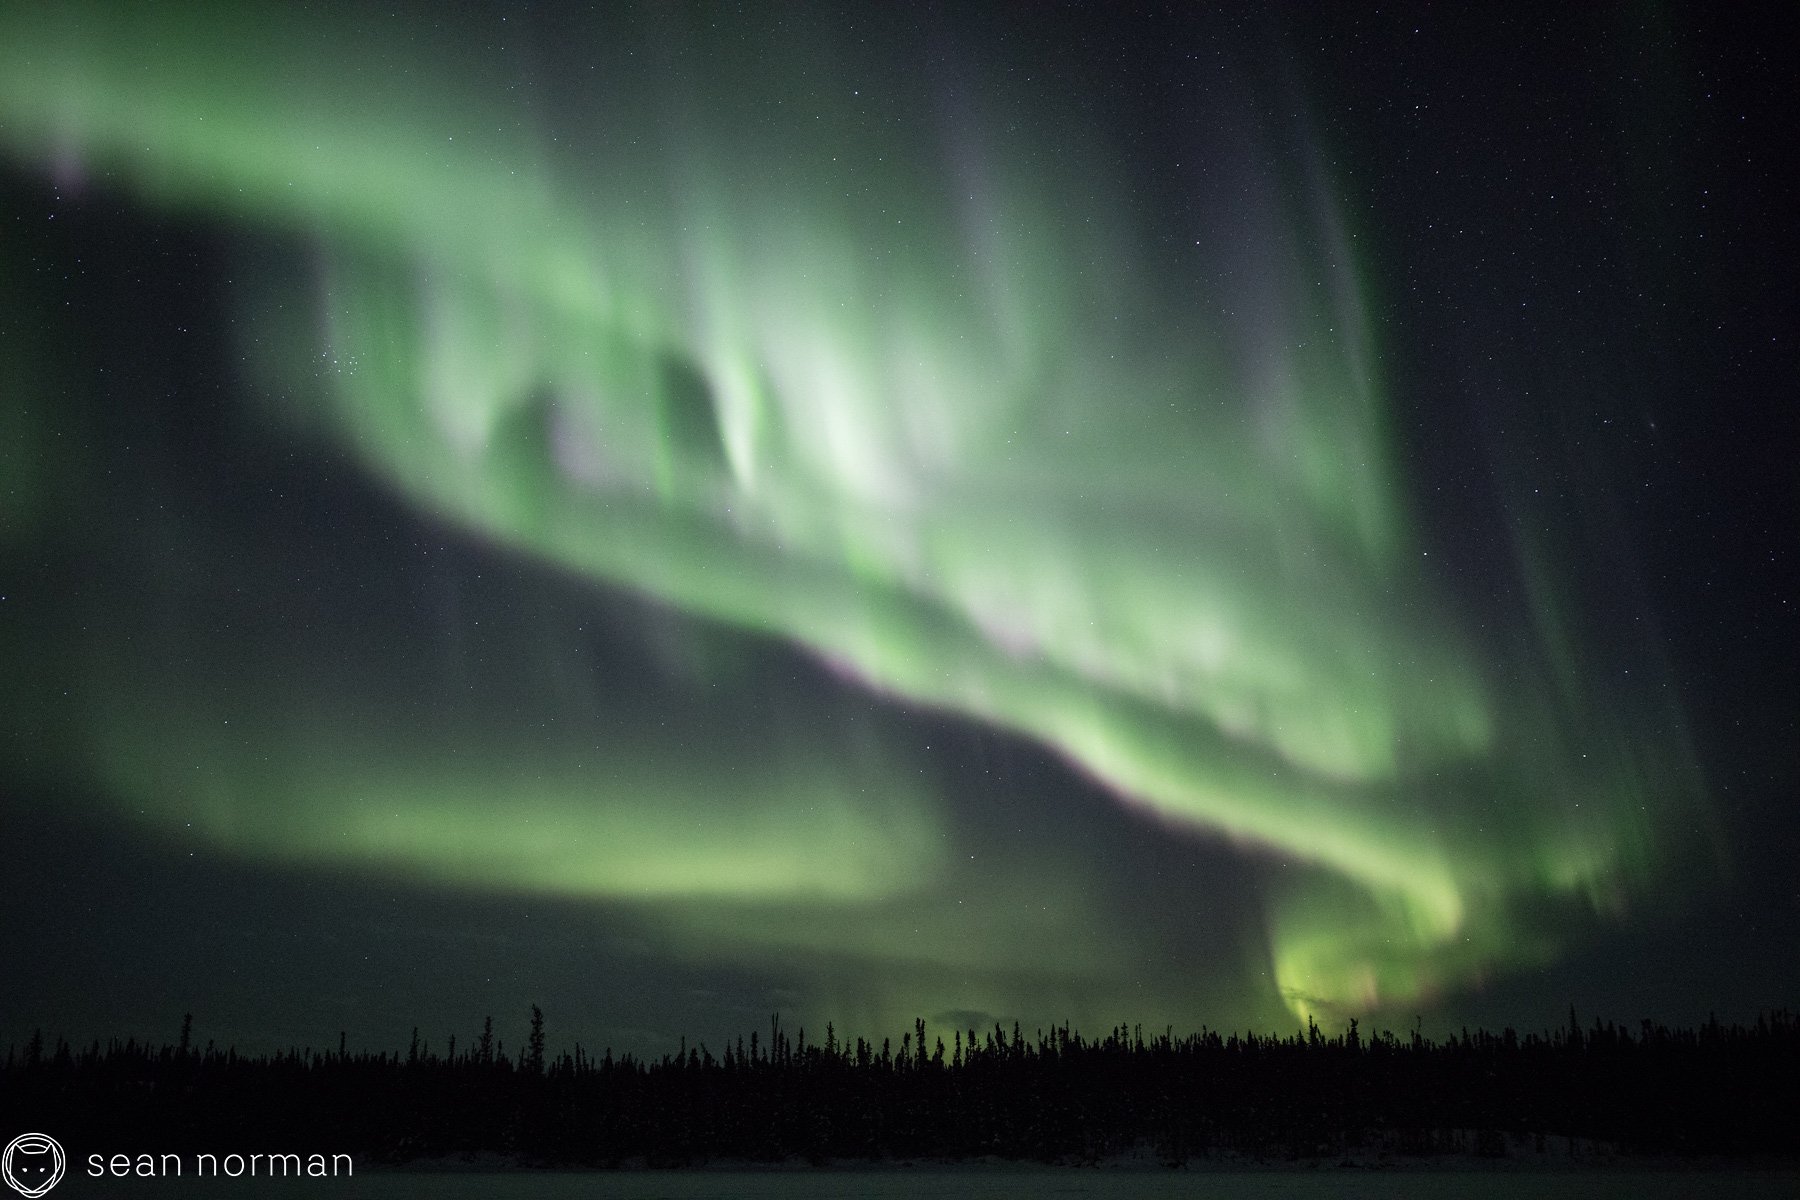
[[1, 2, 1791, 1055]]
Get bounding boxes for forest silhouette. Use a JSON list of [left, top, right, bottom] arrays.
[[4, 1008, 1795, 1166]]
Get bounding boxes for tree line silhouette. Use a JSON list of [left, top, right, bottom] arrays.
[[4, 1007, 1795, 1165]]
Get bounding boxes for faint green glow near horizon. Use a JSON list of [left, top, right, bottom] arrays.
[[0, 2, 1699, 1028]]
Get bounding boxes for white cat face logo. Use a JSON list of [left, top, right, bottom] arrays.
[[1, 1134, 64, 1199]]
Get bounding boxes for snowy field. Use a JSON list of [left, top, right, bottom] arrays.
[[71, 1166, 1800, 1199]]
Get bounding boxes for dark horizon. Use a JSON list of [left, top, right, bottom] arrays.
[[9, 1006, 1798, 1167], [10, 1001, 1796, 1075]]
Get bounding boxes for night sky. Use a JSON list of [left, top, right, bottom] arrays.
[[1, 1, 1792, 1061]]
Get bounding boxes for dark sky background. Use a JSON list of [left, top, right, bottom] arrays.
[[0, 1, 1793, 1062]]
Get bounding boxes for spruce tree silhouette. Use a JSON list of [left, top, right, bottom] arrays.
[[526, 1006, 546, 1075]]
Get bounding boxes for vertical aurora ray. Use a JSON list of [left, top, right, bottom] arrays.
[[0, 1, 1701, 1027]]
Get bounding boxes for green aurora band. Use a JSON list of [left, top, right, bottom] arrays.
[[0, 3, 1701, 1029]]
